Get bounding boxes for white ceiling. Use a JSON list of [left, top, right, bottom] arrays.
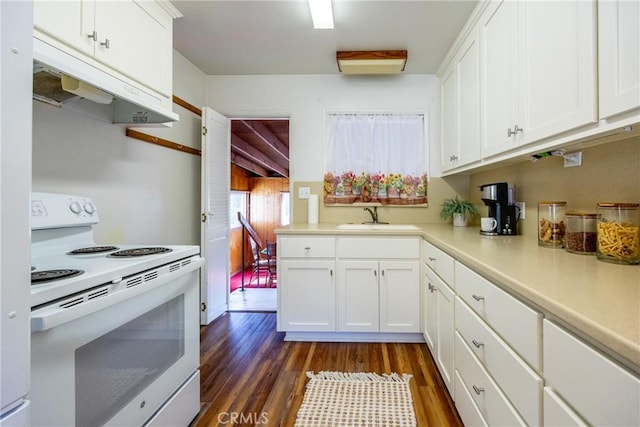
[[172, 0, 479, 75]]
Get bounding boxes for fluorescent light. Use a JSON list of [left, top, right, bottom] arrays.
[[308, 0, 334, 29]]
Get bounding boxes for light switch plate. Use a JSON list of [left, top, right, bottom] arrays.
[[298, 187, 310, 199]]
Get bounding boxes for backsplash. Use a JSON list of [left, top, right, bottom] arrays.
[[469, 136, 640, 237]]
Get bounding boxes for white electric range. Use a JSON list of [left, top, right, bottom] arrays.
[[29, 192, 203, 427]]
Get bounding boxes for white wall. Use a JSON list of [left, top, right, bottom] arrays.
[[205, 74, 441, 182], [32, 50, 206, 245]]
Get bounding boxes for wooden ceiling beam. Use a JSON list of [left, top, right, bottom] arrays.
[[231, 152, 269, 177], [231, 134, 289, 178], [239, 120, 290, 163]]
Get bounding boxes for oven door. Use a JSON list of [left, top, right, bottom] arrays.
[[30, 269, 200, 427]]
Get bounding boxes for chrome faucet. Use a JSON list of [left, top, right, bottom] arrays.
[[364, 207, 387, 224]]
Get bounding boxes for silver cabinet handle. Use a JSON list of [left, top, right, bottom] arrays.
[[428, 283, 437, 293], [100, 38, 110, 49], [374, 270, 377, 277], [473, 385, 485, 395], [88, 31, 97, 41], [428, 257, 436, 261], [507, 124, 523, 137], [304, 246, 311, 250], [472, 294, 484, 301], [472, 339, 484, 348]]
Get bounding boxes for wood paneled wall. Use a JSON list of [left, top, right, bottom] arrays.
[[249, 177, 289, 244], [229, 165, 290, 275], [230, 165, 250, 274]]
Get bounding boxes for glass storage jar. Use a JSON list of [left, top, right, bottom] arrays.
[[596, 203, 640, 265], [565, 212, 597, 254], [538, 201, 566, 248]]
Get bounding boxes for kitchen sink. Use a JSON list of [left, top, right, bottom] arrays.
[[335, 224, 420, 231]]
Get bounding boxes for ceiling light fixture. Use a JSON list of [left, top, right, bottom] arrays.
[[308, 0, 334, 29], [337, 50, 408, 74]]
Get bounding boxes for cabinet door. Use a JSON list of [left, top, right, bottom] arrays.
[[423, 267, 438, 351], [95, 0, 173, 96], [598, 0, 640, 118], [441, 62, 458, 171], [441, 28, 481, 172], [519, 0, 597, 143], [457, 27, 481, 166], [480, 0, 519, 157], [379, 261, 420, 333], [33, 0, 96, 57], [436, 280, 455, 396], [279, 260, 336, 332], [337, 260, 379, 332]]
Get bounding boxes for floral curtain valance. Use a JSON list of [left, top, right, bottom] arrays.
[[323, 113, 428, 205]]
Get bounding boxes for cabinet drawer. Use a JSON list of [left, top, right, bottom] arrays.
[[278, 236, 335, 258], [337, 237, 419, 259], [422, 240, 454, 285], [454, 332, 526, 426], [543, 387, 587, 427], [454, 371, 488, 427], [543, 320, 640, 426], [455, 297, 542, 427], [455, 262, 542, 370]]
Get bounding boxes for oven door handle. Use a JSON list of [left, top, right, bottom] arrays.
[[31, 256, 204, 332]]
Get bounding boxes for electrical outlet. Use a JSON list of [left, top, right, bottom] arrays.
[[515, 202, 525, 219], [563, 152, 583, 168], [298, 187, 310, 199]]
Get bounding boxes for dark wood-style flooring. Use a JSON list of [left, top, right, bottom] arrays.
[[192, 312, 462, 426]]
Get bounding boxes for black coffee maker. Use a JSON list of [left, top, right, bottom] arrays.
[[479, 182, 519, 235]]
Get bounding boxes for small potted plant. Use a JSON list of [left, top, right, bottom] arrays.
[[439, 196, 479, 227]]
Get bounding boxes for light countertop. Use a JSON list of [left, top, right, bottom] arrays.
[[276, 223, 640, 371]]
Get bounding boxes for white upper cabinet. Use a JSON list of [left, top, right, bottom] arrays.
[[34, 0, 175, 97], [518, 0, 597, 143], [442, 26, 481, 172], [598, 0, 640, 119], [480, 0, 520, 157], [480, 0, 597, 158]]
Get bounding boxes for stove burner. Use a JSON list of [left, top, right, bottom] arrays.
[[108, 247, 172, 258], [68, 246, 119, 255], [31, 269, 84, 284]]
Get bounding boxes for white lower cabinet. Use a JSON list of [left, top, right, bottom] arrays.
[[420, 239, 639, 427], [277, 236, 336, 332], [543, 319, 640, 426], [337, 260, 379, 332], [455, 262, 542, 371], [456, 297, 542, 426], [337, 237, 421, 334], [455, 332, 526, 426], [424, 267, 456, 395], [279, 259, 336, 332]]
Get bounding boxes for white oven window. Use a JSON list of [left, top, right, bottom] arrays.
[[75, 295, 185, 426]]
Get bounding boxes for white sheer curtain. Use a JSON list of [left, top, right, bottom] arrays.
[[325, 113, 427, 177]]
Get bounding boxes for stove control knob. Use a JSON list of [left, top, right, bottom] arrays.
[[69, 201, 82, 214], [83, 202, 96, 215]]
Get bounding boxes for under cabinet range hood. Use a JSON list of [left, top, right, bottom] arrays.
[[33, 38, 178, 125]]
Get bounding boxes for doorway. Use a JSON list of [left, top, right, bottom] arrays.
[[227, 119, 290, 311]]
